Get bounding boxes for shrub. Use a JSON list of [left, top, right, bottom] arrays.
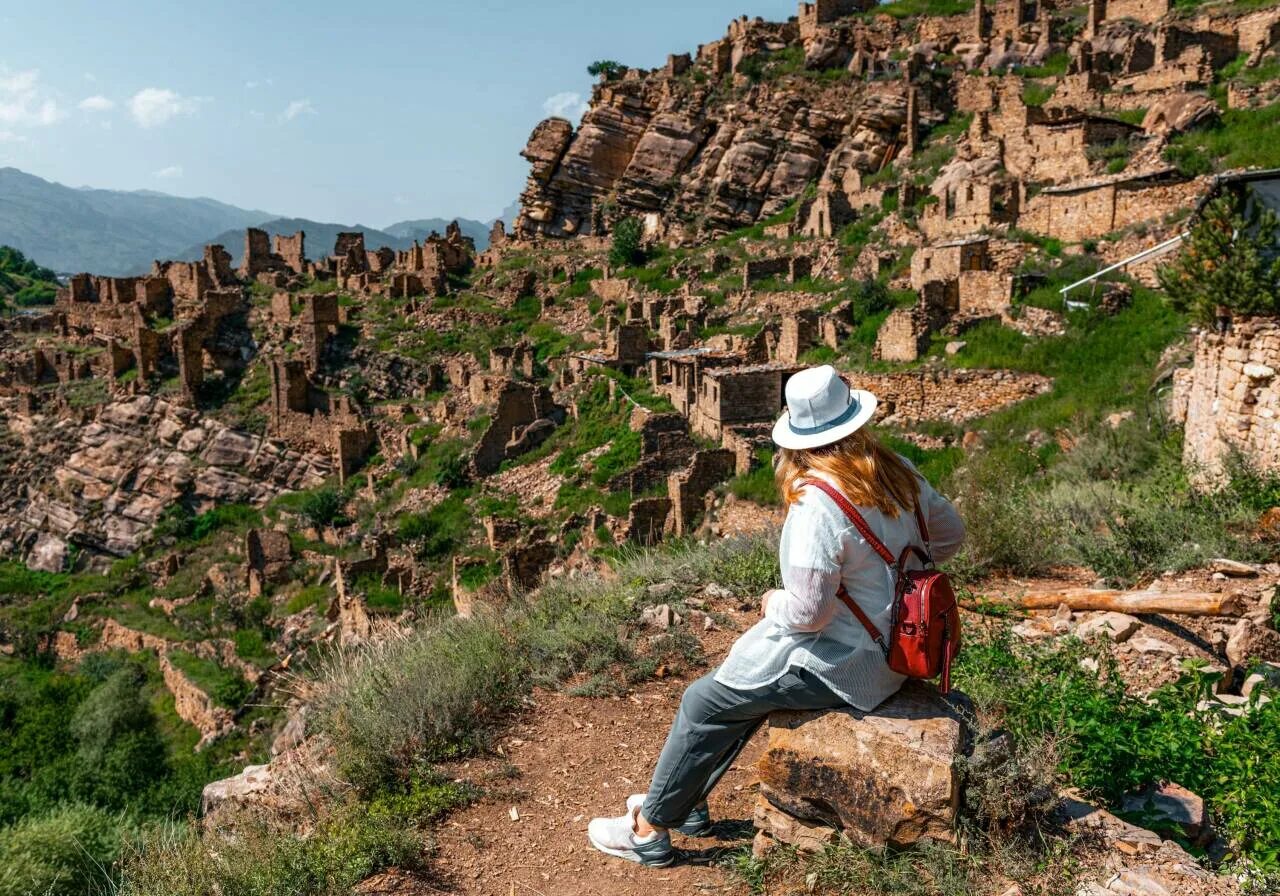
[[0, 803, 126, 896], [116, 803, 426, 896], [1158, 191, 1280, 323], [294, 488, 343, 528], [956, 626, 1280, 873], [312, 616, 518, 789], [609, 217, 646, 268]]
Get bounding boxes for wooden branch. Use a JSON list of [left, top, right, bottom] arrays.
[[965, 588, 1245, 617]]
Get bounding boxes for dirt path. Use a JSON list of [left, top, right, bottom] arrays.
[[432, 607, 760, 896]]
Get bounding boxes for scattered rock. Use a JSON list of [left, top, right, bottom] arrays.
[[1074, 612, 1140, 643], [702, 582, 734, 600], [1127, 635, 1179, 656], [1226, 618, 1280, 669], [639, 603, 678, 630], [1120, 782, 1209, 845], [944, 340, 967, 355], [1052, 602, 1074, 634]]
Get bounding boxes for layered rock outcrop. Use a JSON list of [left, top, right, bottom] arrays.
[[0, 394, 332, 570], [753, 682, 965, 852]]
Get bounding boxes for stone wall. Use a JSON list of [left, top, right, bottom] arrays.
[[471, 379, 562, 476], [1171, 319, 1280, 488], [1103, 0, 1169, 26], [1021, 173, 1202, 242], [668, 449, 736, 536]]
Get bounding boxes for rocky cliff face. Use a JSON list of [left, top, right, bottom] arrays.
[[516, 15, 930, 239]]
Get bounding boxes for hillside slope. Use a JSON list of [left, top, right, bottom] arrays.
[[0, 246, 58, 312]]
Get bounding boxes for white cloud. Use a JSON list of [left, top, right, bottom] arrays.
[[78, 95, 114, 112], [0, 68, 64, 128], [281, 98, 315, 121], [542, 91, 588, 122], [153, 165, 183, 179], [0, 129, 28, 143], [128, 87, 202, 128]]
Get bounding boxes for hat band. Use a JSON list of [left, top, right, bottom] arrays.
[[788, 396, 860, 436]]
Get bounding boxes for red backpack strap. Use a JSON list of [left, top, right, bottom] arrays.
[[914, 502, 930, 551], [800, 478, 892, 657], [801, 478, 894, 565]]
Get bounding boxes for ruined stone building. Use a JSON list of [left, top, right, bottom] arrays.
[[268, 359, 375, 482]]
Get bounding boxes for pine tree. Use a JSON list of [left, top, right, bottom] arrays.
[[1158, 190, 1280, 324]]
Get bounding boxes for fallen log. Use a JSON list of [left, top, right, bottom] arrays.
[[965, 588, 1245, 617]]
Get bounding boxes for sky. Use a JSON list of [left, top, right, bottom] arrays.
[[0, 0, 795, 226]]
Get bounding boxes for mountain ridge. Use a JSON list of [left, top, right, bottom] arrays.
[[0, 167, 492, 275]]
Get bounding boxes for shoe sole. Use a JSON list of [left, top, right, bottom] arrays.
[[587, 834, 675, 867], [676, 823, 713, 837]]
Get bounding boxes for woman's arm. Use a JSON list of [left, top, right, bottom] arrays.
[[764, 500, 846, 633]]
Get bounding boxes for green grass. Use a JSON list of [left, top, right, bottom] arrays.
[[1165, 104, 1280, 176], [728, 451, 780, 505], [871, 0, 974, 18]]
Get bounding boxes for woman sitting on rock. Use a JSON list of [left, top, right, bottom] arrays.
[[587, 364, 966, 866]]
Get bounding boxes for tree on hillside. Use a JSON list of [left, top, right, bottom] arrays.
[[608, 217, 646, 269], [587, 60, 625, 81], [1158, 190, 1280, 324], [0, 246, 58, 312]]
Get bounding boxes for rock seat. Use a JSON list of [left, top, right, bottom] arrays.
[[752, 681, 966, 854]]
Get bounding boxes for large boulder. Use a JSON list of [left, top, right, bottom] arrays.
[[753, 682, 965, 852]]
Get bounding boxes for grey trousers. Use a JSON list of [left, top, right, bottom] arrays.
[[640, 666, 845, 829]]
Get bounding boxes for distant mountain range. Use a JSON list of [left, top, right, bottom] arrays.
[[0, 167, 503, 276]]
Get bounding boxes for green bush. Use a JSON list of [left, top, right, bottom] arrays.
[[294, 488, 343, 529], [608, 217, 646, 268], [0, 803, 126, 896], [956, 626, 1280, 872]]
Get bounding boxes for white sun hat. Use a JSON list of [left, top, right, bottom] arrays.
[[771, 365, 878, 451]]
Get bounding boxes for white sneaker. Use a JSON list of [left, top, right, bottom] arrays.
[[587, 798, 674, 866]]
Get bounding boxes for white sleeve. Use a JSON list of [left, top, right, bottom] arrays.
[[765, 498, 847, 633], [919, 476, 965, 563]]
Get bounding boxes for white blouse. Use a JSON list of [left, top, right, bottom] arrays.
[[714, 463, 966, 711]]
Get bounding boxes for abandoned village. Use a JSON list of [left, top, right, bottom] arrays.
[[2, 0, 1280, 894]]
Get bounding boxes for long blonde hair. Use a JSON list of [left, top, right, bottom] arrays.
[[775, 427, 920, 516]]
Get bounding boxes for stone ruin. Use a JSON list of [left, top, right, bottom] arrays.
[[1172, 318, 1280, 489], [268, 358, 375, 483], [470, 378, 565, 477]]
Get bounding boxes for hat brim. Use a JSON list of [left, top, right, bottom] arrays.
[[771, 390, 878, 450]]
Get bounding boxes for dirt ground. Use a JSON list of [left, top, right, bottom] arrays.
[[431, 603, 759, 896]]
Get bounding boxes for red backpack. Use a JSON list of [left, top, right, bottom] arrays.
[[802, 478, 962, 694]]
